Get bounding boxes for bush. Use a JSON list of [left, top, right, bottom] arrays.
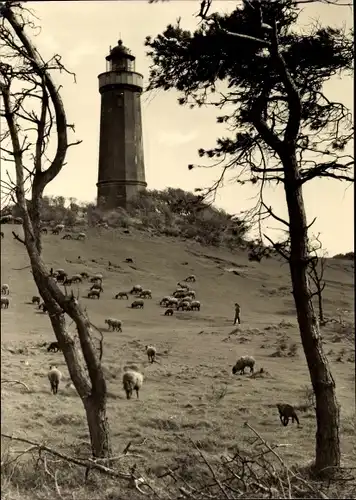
[[5, 188, 250, 250]]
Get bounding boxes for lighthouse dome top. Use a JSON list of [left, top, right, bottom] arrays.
[[106, 39, 135, 62]]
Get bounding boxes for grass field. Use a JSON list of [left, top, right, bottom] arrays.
[[1, 223, 355, 499]]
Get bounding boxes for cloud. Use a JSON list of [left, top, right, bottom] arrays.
[[157, 130, 197, 147]]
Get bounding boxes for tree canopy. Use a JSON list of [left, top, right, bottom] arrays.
[[145, 0, 354, 194]]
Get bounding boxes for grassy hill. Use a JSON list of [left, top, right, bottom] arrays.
[[1, 223, 354, 499]]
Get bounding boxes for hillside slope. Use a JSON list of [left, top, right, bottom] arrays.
[[1, 224, 354, 496]]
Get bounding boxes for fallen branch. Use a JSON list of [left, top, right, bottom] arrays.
[[1, 379, 30, 391], [12, 231, 25, 245], [1, 433, 146, 490]]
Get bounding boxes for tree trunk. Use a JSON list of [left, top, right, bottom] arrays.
[[283, 153, 340, 474], [84, 396, 112, 458]]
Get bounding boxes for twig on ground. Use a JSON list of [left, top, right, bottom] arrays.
[[1, 379, 30, 391]]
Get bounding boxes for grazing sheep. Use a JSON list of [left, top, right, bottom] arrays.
[[1, 284, 10, 295], [160, 296, 172, 306], [54, 224, 65, 233], [62, 277, 73, 286], [77, 232, 86, 240], [131, 299, 144, 309], [125, 257, 134, 263], [190, 300, 201, 311], [173, 290, 186, 299], [167, 298, 179, 308], [0, 215, 13, 223], [47, 341, 60, 353], [14, 216, 23, 224], [164, 308, 174, 316], [88, 290, 100, 299], [177, 300, 191, 311], [32, 295, 41, 305], [40, 227, 48, 234], [90, 283, 103, 293], [184, 274, 196, 282], [47, 365, 63, 394], [94, 273, 103, 280], [56, 271, 67, 283], [140, 289, 152, 299], [105, 318, 122, 332], [185, 290, 196, 299], [62, 233, 73, 240], [277, 404, 300, 426], [80, 271, 90, 279], [232, 356, 256, 375], [52, 229, 60, 235], [145, 345, 156, 363], [129, 285, 143, 295], [70, 274, 82, 283], [115, 291, 128, 300], [177, 282, 189, 290], [0, 231, 4, 239], [1, 297, 9, 309], [122, 369, 144, 399]]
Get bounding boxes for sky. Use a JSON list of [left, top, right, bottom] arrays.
[[2, 0, 354, 255]]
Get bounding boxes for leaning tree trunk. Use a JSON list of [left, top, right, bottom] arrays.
[[284, 154, 340, 473], [20, 213, 112, 458]]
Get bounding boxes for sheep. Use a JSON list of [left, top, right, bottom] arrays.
[[125, 257, 134, 263], [88, 290, 100, 299], [62, 233, 73, 240], [0, 231, 4, 239], [160, 296, 172, 306], [190, 300, 201, 311], [89, 276, 102, 284], [184, 274, 196, 282], [232, 356, 256, 375], [164, 308, 174, 316], [90, 283, 103, 293], [277, 404, 300, 426], [140, 289, 152, 299], [71, 274, 82, 283], [182, 296, 193, 303], [14, 216, 23, 224], [47, 365, 63, 394], [77, 232, 86, 240], [145, 345, 156, 363], [62, 277, 73, 286], [54, 224, 65, 233], [167, 298, 179, 308], [115, 291, 128, 300], [80, 271, 90, 279], [105, 318, 122, 332], [177, 300, 191, 311], [177, 282, 189, 290], [32, 295, 41, 305], [0, 215, 13, 223], [173, 290, 186, 299], [40, 227, 48, 234], [52, 229, 60, 235], [122, 369, 144, 399], [94, 273, 103, 280], [129, 285, 143, 295], [131, 299, 144, 309], [184, 290, 196, 299], [1, 297, 9, 309], [1, 284, 10, 295], [47, 341, 60, 353]]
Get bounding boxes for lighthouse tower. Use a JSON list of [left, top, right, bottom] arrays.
[[96, 40, 147, 209]]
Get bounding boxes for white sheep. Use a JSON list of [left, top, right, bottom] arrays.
[[130, 284, 143, 295], [1, 284, 9, 295], [47, 365, 63, 394], [122, 369, 144, 399], [177, 300, 191, 311], [185, 290, 196, 299], [232, 356, 256, 375], [140, 289, 152, 299], [77, 232, 86, 240], [190, 300, 201, 311], [159, 296, 172, 306], [105, 318, 122, 332], [167, 298, 179, 308], [54, 223, 65, 233], [1, 296, 9, 309], [184, 274, 196, 282], [145, 345, 156, 363]]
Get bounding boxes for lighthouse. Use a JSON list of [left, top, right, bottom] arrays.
[[96, 40, 147, 209]]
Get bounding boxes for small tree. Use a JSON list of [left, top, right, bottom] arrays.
[[0, 3, 112, 458], [145, 0, 354, 472], [308, 236, 327, 326]]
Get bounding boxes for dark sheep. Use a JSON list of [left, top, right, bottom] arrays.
[[47, 341, 60, 353]]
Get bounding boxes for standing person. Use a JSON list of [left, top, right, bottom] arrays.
[[233, 302, 241, 325]]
